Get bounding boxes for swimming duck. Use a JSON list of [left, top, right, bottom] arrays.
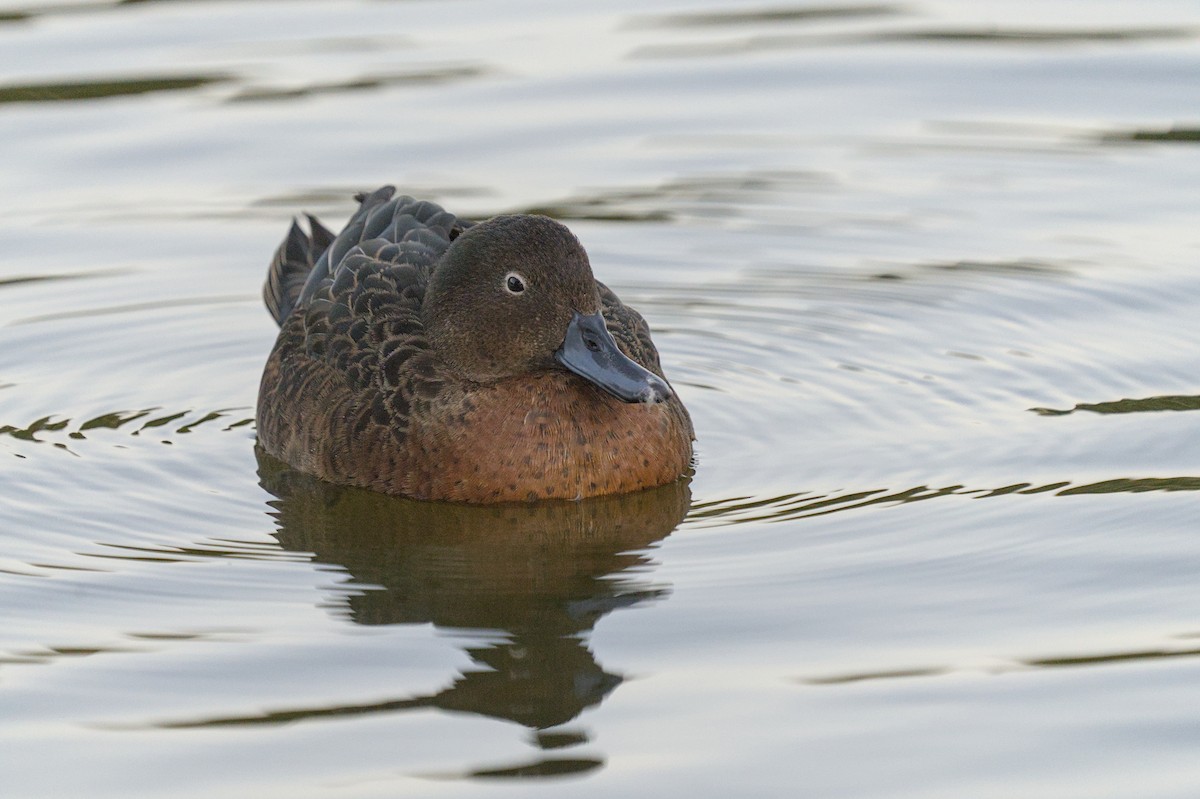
[[256, 187, 694, 503]]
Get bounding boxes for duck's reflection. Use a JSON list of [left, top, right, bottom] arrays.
[[258, 448, 689, 732]]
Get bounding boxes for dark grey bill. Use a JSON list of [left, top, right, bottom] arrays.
[[555, 312, 672, 404]]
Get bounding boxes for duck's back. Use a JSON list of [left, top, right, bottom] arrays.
[[258, 189, 468, 476], [263, 186, 471, 326]]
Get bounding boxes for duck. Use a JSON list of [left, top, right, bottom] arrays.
[[256, 186, 694, 503]]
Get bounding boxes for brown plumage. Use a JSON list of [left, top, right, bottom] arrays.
[[256, 186, 694, 503]]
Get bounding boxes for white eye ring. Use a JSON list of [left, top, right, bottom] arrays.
[[504, 272, 527, 295]]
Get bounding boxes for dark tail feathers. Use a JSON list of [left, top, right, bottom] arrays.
[[263, 214, 335, 326]]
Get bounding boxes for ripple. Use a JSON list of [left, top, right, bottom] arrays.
[[1101, 126, 1200, 144], [1034, 394, 1200, 416], [4, 642, 150, 665], [629, 23, 1197, 59], [1058, 477, 1200, 496], [1, 627, 259, 672], [461, 757, 604, 780], [0, 75, 226, 105], [864, 26, 1198, 45], [630, 4, 903, 30], [802, 640, 1200, 686], [924, 257, 1073, 277], [149, 693, 438, 729], [412, 755, 605, 781], [0, 269, 125, 289], [86, 537, 305, 566], [8, 294, 256, 326], [0, 407, 254, 449], [687, 477, 1200, 528], [519, 169, 831, 224], [227, 65, 492, 104], [806, 667, 948, 685]]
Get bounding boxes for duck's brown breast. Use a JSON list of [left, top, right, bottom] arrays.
[[258, 346, 693, 503], [401, 372, 693, 502]]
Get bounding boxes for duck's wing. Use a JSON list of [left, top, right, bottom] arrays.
[[263, 214, 335, 325], [598, 281, 694, 440], [596, 281, 665, 377], [266, 189, 475, 441], [263, 186, 474, 326]]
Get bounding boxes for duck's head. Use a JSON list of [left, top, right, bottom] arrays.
[[423, 214, 671, 404]]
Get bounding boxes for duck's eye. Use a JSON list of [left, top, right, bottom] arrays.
[[504, 272, 527, 295]]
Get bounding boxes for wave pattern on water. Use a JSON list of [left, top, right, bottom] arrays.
[[686, 477, 1200, 528], [1102, 126, 1200, 144], [227, 65, 491, 104], [629, 22, 1198, 59], [0, 75, 225, 104], [0, 407, 253, 451], [2, 0, 1200, 796], [803, 641, 1200, 686], [1033, 394, 1200, 417]]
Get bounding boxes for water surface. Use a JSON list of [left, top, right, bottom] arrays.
[[2, 1, 1200, 796]]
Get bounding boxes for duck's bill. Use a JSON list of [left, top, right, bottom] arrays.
[[555, 312, 672, 404]]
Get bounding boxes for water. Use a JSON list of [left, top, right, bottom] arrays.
[[2, 0, 1199, 796]]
